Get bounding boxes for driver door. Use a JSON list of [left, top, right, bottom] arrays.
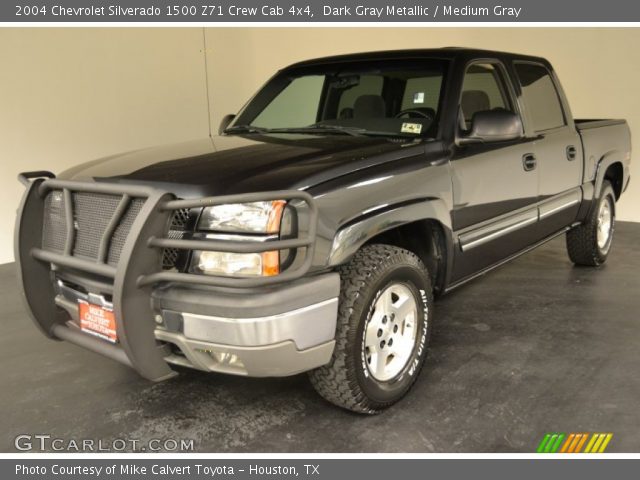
[[450, 61, 539, 281]]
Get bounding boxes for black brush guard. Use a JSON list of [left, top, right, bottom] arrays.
[[15, 171, 318, 381]]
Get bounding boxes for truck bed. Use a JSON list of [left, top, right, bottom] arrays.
[[576, 118, 631, 185], [575, 118, 627, 130]]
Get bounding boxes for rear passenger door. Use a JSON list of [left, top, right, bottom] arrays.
[[513, 62, 583, 236], [450, 61, 539, 281]]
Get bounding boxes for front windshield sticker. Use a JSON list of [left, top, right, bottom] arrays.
[[413, 92, 425, 104], [401, 122, 423, 134]]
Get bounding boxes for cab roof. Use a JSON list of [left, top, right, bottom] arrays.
[[284, 48, 550, 70]]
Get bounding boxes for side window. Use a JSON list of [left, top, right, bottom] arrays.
[[252, 75, 324, 128], [514, 63, 565, 132], [337, 75, 384, 117], [460, 63, 511, 129]]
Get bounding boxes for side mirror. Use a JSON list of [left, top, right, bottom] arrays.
[[458, 109, 523, 145], [218, 114, 236, 135]]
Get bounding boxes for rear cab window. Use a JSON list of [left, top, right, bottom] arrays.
[[336, 75, 384, 117], [401, 76, 443, 111]]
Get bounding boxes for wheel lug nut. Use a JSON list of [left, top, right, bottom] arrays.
[[377, 329, 383, 337], [388, 338, 393, 347], [390, 314, 395, 321], [393, 325, 398, 333], [382, 316, 387, 324], [380, 340, 385, 348]]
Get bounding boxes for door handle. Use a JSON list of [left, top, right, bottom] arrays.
[[522, 153, 537, 171], [566, 145, 577, 161]]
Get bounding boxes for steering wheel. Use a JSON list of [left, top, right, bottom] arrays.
[[394, 109, 433, 120]]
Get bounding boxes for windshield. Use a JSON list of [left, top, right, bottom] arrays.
[[229, 59, 448, 138]]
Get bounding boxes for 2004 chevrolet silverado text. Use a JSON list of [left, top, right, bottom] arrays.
[[16, 49, 631, 413]]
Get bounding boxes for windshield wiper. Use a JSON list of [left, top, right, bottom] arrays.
[[224, 124, 365, 137], [292, 124, 367, 136], [223, 125, 270, 134], [311, 124, 419, 138], [224, 123, 418, 138]]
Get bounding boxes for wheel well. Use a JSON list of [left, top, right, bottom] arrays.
[[604, 162, 624, 199], [364, 220, 448, 295]]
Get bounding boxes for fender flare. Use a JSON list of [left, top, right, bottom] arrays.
[[593, 150, 626, 198], [326, 198, 453, 269]]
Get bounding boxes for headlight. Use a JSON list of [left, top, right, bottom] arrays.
[[192, 250, 279, 277], [198, 200, 286, 234]]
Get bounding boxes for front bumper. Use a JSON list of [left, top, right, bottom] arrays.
[[15, 173, 329, 380], [56, 273, 339, 377], [156, 333, 336, 377], [153, 273, 339, 376]]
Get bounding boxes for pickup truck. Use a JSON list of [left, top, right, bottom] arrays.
[[15, 48, 631, 413]]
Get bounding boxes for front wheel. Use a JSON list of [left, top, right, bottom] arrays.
[[309, 244, 433, 414], [566, 180, 616, 266]]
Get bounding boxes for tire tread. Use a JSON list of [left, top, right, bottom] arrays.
[[566, 180, 614, 266], [308, 244, 429, 414]]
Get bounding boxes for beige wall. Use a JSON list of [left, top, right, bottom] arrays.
[[1, 28, 638, 263], [0, 28, 209, 264]]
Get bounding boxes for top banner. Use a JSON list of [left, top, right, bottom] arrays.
[[3, 0, 640, 23]]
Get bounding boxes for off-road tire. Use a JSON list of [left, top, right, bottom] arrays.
[[308, 244, 433, 414], [566, 180, 616, 266]]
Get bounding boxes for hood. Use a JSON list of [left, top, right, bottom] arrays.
[[59, 134, 432, 197]]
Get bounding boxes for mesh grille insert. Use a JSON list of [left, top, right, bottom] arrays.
[[107, 198, 145, 265], [71, 192, 122, 261], [161, 208, 190, 270], [41, 191, 146, 267], [42, 191, 67, 253]]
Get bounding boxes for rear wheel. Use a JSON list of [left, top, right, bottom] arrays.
[[309, 244, 433, 414], [566, 180, 616, 266]]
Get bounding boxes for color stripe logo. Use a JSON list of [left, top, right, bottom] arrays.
[[537, 433, 613, 453]]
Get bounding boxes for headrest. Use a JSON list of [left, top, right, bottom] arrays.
[[461, 90, 491, 118], [339, 107, 354, 119], [353, 95, 386, 118]]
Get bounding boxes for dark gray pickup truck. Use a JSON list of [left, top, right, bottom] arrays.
[[16, 48, 631, 413]]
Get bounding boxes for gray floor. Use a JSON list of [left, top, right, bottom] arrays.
[[1, 222, 639, 453]]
